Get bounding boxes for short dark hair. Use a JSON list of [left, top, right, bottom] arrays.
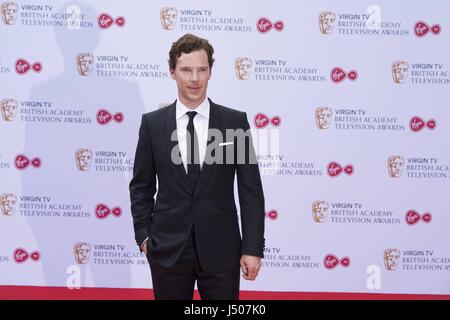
[[168, 33, 215, 70]]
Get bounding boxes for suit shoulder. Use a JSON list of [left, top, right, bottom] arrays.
[[213, 103, 246, 119], [142, 105, 171, 122]]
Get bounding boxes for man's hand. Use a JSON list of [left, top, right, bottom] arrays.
[[141, 240, 147, 256], [240, 255, 261, 281]]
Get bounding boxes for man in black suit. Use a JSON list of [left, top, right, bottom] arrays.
[[129, 33, 265, 300]]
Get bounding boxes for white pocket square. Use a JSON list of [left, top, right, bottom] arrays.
[[219, 141, 234, 146]]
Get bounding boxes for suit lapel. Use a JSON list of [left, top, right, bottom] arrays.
[[165, 102, 192, 194], [194, 99, 220, 197]]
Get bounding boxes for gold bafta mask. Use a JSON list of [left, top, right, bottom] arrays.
[[75, 148, 92, 171], [160, 7, 178, 30], [1, 98, 18, 121], [74, 242, 91, 264], [1, 2, 18, 25], [319, 11, 336, 34], [315, 107, 332, 129], [0, 193, 17, 216], [312, 200, 329, 222], [235, 57, 253, 80], [392, 61, 409, 84], [77, 53, 94, 76], [387, 155, 405, 178], [384, 248, 401, 270]]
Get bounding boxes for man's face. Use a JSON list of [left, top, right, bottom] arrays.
[[1, 99, 18, 121], [77, 54, 94, 75], [320, 12, 335, 34], [161, 8, 177, 30], [1, 194, 17, 215], [312, 201, 329, 222], [75, 244, 91, 264], [316, 108, 332, 129], [2, 2, 18, 25], [235, 58, 252, 80], [170, 49, 211, 108], [388, 156, 404, 178], [393, 62, 409, 83]]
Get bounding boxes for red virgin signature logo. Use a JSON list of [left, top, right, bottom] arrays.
[[98, 13, 125, 29]]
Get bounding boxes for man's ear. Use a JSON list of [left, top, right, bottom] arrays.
[[170, 68, 176, 80]]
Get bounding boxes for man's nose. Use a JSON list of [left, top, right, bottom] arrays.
[[190, 70, 199, 81]]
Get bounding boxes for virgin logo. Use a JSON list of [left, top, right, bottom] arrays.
[[96, 109, 124, 125], [330, 67, 358, 83], [414, 21, 441, 37], [327, 162, 353, 177], [95, 203, 122, 219], [331, 67, 357, 83], [324, 254, 350, 269], [405, 210, 432, 226], [265, 209, 278, 220], [410, 116, 436, 132], [15, 59, 42, 75], [15, 155, 41, 170], [257, 17, 284, 33], [14, 248, 40, 264], [98, 13, 125, 29], [254, 113, 281, 129]]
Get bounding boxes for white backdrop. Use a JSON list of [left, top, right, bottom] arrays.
[[1, 0, 450, 295]]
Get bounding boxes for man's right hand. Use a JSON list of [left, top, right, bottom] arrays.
[[141, 240, 148, 255]]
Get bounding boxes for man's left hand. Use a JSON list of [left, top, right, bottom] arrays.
[[240, 255, 261, 281]]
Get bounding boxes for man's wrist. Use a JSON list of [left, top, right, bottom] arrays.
[[140, 237, 149, 251]]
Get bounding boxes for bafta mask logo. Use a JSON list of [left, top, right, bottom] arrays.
[[387, 155, 405, 178], [315, 107, 332, 129], [77, 53, 94, 76], [312, 201, 329, 223], [235, 57, 253, 80], [1, 98, 18, 121], [392, 61, 409, 84], [1, 2, 18, 25], [384, 248, 401, 271], [74, 242, 91, 264], [319, 11, 336, 34], [160, 7, 178, 30], [0, 193, 17, 216], [75, 148, 92, 171]]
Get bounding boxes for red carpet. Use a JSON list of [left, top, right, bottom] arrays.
[[0, 286, 449, 300]]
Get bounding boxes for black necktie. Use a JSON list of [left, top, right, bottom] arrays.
[[186, 111, 201, 189]]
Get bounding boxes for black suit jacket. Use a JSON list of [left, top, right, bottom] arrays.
[[129, 99, 265, 272]]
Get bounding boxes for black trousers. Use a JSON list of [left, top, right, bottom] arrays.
[[148, 231, 240, 300]]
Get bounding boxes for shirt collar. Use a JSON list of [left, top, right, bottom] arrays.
[[176, 97, 210, 120]]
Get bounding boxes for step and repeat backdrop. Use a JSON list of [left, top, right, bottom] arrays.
[[1, 0, 449, 295]]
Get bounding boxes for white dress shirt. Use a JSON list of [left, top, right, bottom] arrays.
[[176, 98, 210, 172]]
